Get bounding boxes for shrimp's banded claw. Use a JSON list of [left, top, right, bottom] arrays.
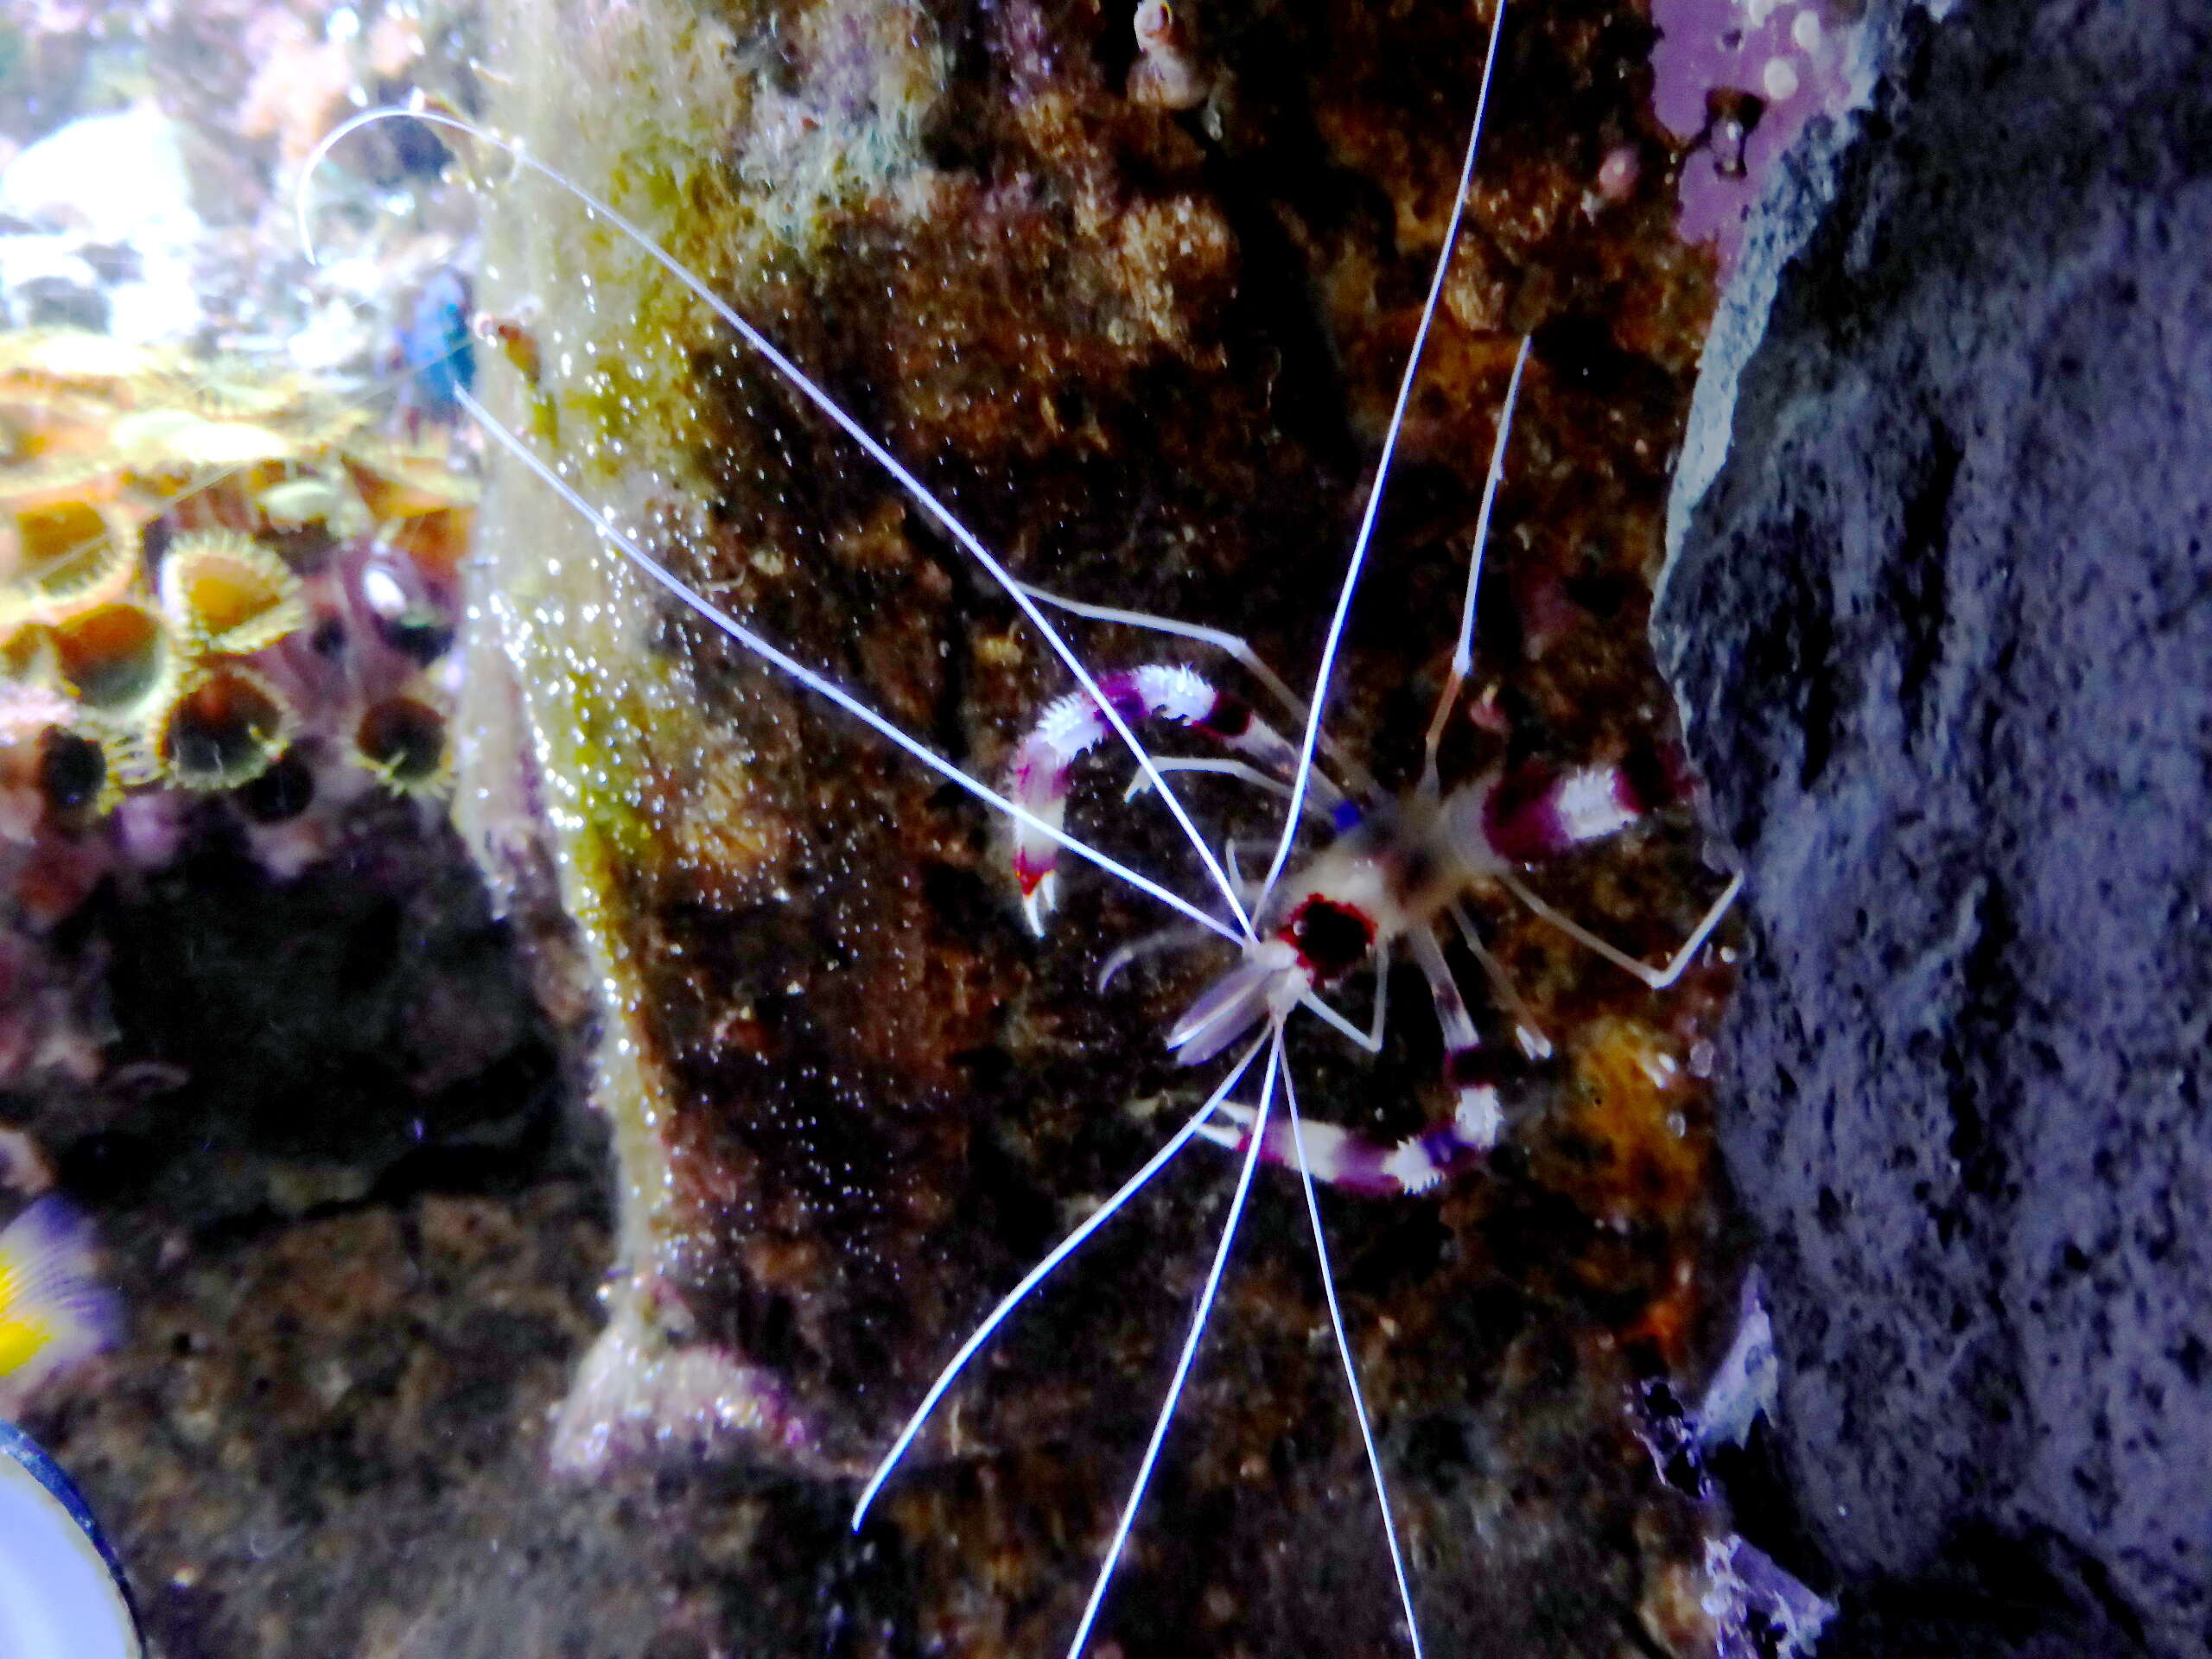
[[1196, 1082, 1503, 1199], [1471, 742, 1694, 865], [1005, 664, 1313, 933]]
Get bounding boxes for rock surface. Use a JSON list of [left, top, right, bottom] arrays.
[[460, 0, 1758, 1650], [0, 0, 1814, 1649], [1655, 0, 2212, 1652]]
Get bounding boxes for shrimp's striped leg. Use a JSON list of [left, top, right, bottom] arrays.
[[1007, 665, 1328, 932], [1459, 746, 1740, 988], [1406, 925, 1506, 1159]]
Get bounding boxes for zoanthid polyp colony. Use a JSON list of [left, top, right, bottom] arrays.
[[0, 328, 473, 834]]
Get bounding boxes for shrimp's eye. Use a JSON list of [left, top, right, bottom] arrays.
[[1283, 896, 1373, 982]]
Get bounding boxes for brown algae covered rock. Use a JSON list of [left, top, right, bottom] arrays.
[[467, 0, 1753, 1649]]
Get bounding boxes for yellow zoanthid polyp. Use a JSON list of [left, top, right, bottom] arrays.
[[2, 497, 139, 631], [157, 529, 308, 657], [50, 596, 174, 727]]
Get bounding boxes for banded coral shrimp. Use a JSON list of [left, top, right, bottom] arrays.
[[304, 3, 1758, 1650]]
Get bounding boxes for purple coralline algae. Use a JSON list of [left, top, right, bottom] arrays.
[[1649, 0, 1866, 270]]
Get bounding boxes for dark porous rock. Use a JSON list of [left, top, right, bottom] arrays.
[[1655, 0, 2212, 1653], [58, 807, 560, 1234]]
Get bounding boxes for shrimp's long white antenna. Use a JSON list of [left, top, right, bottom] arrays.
[[1422, 330, 1532, 790], [1281, 1057, 1426, 1657], [850, 1036, 1266, 1530], [302, 108, 1253, 939], [1064, 1036, 1280, 1659], [457, 385, 1238, 944], [1448, 332, 1532, 687], [1256, 0, 1510, 912]]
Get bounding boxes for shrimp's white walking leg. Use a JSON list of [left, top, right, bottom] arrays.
[[1096, 922, 1217, 990], [1176, 960, 1380, 1092], [1499, 868, 1745, 991], [1064, 1039, 1282, 1659], [1448, 899, 1553, 1060], [1222, 834, 1253, 894], [1329, 945, 1391, 1055], [1297, 979, 1386, 1054], [1123, 755, 1339, 818], [1281, 1053, 1427, 1659], [851, 1039, 1266, 1530]]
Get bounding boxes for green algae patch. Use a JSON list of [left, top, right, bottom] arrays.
[[464, 0, 990, 1483]]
